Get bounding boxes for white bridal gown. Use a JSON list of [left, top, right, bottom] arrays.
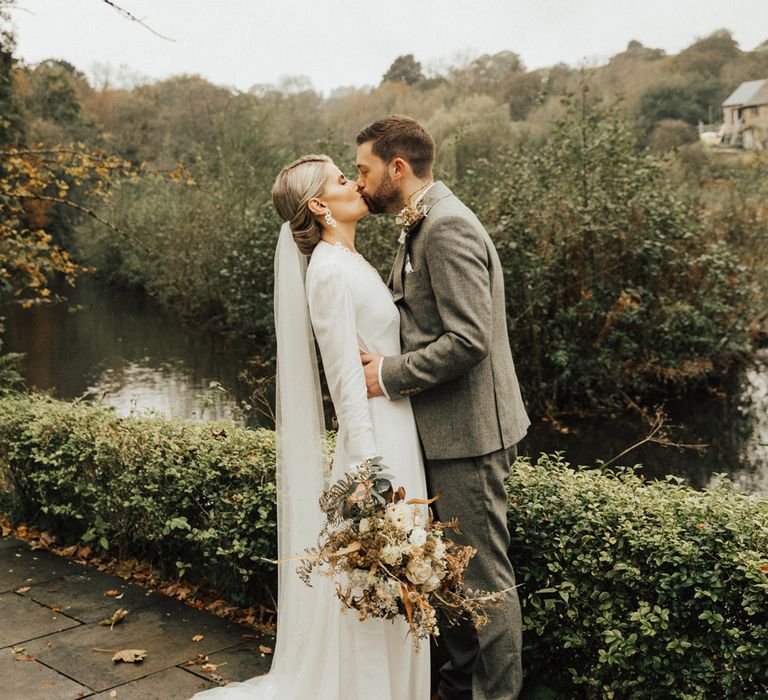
[[191, 240, 430, 700]]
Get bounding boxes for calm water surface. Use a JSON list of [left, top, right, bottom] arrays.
[[3, 277, 767, 493]]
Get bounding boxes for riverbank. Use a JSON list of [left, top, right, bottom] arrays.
[[4, 275, 768, 490], [2, 392, 768, 696]]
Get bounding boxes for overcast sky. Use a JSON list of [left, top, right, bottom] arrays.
[[8, 1, 768, 94]]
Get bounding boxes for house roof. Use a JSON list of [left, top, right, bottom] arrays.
[[723, 79, 768, 107]]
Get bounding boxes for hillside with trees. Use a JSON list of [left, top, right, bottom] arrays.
[[2, 12, 767, 413]]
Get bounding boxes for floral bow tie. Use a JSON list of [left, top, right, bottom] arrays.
[[396, 204, 428, 244]]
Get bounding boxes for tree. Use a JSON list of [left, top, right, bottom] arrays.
[[0, 0, 23, 144], [30, 60, 84, 125], [382, 54, 424, 85], [672, 29, 741, 77], [638, 77, 724, 130], [461, 86, 754, 411]]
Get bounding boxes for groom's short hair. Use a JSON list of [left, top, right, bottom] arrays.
[[356, 115, 435, 178]]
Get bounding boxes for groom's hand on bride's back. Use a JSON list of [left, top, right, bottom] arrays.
[[360, 352, 384, 398]]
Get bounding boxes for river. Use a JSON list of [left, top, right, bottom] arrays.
[[3, 276, 767, 492]]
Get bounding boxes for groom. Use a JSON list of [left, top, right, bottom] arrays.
[[356, 115, 530, 700]]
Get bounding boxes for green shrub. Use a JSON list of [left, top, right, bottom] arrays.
[[460, 93, 757, 412], [0, 320, 23, 395], [0, 393, 282, 600], [510, 454, 768, 698], [3, 393, 768, 697]]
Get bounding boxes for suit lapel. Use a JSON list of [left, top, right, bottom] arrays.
[[388, 182, 453, 303]]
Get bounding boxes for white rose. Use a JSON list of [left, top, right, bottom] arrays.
[[386, 502, 414, 531], [409, 527, 427, 547], [358, 517, 371, 534], [424, 574, 442, 592], [432, 538, 446, 559], [381, 544, 403, 566], [405, 558, 432, 585]]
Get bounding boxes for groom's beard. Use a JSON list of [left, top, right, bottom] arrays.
[[361, 172, 403, 214]]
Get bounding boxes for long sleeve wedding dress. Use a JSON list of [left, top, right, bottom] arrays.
[[190, 239, 430, 699]]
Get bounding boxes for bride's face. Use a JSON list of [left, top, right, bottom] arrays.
[[318, 163, 369, 224]]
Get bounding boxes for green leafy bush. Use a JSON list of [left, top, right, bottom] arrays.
[[510, 454, 768, 698], [3, 393, 768, 697], [0, 393, 282, 600], [461, 92, 758, 412], [0, 321, 23, 395]]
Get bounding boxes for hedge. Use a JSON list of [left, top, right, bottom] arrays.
[[0, 393, 282, 601], [2, 393, 768, 698]]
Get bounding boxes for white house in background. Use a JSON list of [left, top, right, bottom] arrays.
[[722, 78, 768, 149]]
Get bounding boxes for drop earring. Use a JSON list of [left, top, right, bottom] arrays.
[[324, 208, 337, 229]]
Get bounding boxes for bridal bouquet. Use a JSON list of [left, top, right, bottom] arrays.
[[296, 457, 507, 650]]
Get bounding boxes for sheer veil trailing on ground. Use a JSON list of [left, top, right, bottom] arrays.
[[190, 222, 338, 698]]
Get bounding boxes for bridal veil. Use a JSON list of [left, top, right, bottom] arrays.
[[191, 222, 339, 699]]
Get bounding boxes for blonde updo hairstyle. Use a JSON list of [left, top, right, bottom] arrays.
[[272, 154, 332, 256]]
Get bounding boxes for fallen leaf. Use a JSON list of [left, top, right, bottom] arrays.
[[15, 654, 36, 662], [241, 633, 258, 639], [109, 691, 117, 698], [104, 590, 123, 598], [192, 634, 204, 642], [201, 661, 228, 673], [760, 563, 768, 574], [40, 682, 54, 689], [61, 545, 78, 557], [12, 647, 25, 654], [112, 649, 146, 663], [259, 645, 273, 655], [100, 608, 129, 629], [15, 586, 30, 594]]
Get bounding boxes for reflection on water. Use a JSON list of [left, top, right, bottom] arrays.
[[520, 350, 768, 492], [3, 277, 768, 492], [2, 276, 260, 422], [728, 355, 768, 491]]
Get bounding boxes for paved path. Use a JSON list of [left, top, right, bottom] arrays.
[[0, 536, 273, 699]]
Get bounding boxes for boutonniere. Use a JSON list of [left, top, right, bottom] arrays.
[[396, 203, 428, 244]]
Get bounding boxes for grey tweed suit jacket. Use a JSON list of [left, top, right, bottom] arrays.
[[380, 181, 530, 461]]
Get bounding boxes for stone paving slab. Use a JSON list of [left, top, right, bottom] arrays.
[[91, 666, 216, 699], [1, 647, 92, 700], [0, 545, 85, 593], [0, 591, 81, 648], [23, 598, 256, 692], [0, 536, 273, 699], [184, 640, 274, 685], [21, 567, 161, 624]]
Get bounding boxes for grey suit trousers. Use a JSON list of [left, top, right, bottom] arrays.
[[427, 445, 523, 700]]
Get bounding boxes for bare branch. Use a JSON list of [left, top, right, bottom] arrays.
[[100, 0, 175, 42], [0, 148, 121, 164], [602, 400, 708, 468], [12, 192, 153, 254]]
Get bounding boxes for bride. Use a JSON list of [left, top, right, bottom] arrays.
[[191, 154, 431, 699]]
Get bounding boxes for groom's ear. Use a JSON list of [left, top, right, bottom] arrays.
[[391, 157, 408, 181]]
